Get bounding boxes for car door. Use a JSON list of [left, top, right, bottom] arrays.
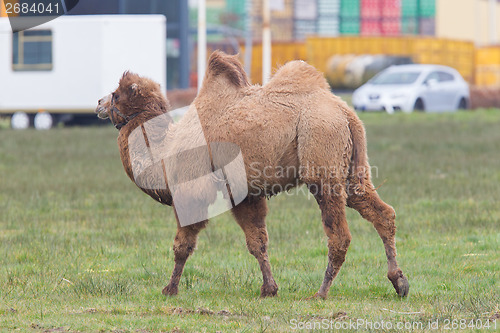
[[437, 71, 460, 111], [420, 71, 443, 111]]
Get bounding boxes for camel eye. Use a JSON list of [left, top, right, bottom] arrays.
[[113, 93, 120, 101]]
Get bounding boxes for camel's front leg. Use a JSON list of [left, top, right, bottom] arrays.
[[162, 219, 208, 296], [232, 197, 278, 297]]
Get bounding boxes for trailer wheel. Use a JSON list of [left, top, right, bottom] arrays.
[[11, 112, 30, 130], [34, 112, 53, 130]]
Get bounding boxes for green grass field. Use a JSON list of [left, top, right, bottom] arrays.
[[0, 111, 499, 332]]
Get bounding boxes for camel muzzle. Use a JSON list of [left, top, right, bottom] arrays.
[[95, 94, 111, 120]]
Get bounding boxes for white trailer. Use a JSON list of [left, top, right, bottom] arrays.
[[0, 15, 166, 128]]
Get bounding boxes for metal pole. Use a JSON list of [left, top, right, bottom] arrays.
[[244, 0, 253, 76], [490, 0, 497, 45], [179, 0, 190, 89], [262, 0, 271, 84], [198, 0, 207, 92]]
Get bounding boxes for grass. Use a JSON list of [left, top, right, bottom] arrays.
[[0, 110, 499, 332]]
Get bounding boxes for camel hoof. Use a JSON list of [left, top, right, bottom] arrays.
[[162, 284, 178, 296], [260, 282, 278, 297], [388, 269, 409, 297]]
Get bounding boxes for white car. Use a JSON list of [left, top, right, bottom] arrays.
[[352, 64, 470, 113]]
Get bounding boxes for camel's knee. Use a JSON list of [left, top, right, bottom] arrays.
[[172, 222, 206, 262], [349, 191, 396, 222], [382, 204, 396, 221], [172, 237, 196, 262], [247, 242, 267, 259], [374, 203, 396, 225], [245, 232, 269, 259], [329, 232, 351, 251], [326, 229, 351, 264]]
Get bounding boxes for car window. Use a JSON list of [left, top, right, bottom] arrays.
[[438, 71, 455, 82], [370, 71, 421, 85], [424, 72, 440, 83], [425, 71, 455, 83]]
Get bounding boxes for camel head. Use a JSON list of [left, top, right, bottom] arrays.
[[95, 71, 170, 129]]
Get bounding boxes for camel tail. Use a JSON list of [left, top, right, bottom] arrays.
[[346, 110, 370, 193]]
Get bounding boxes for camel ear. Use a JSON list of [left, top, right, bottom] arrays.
[[129, 83, 139, 96]]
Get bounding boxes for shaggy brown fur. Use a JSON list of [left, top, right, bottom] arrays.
[[95, 51, 409, 299]]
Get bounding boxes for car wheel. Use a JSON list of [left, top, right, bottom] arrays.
[[413, 98, 425, 112], [458, 97, 468, 110]]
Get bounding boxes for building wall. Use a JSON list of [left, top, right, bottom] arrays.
[[437, 0, 500, 45]]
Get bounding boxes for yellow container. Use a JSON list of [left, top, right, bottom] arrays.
[[243, 36, 500, 86], [241, 42, 306, 84], [475, 47, 500, 65], [475, 66, 500, 86]]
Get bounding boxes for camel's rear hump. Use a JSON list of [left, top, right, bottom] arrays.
[[265, 61, 331, 94]]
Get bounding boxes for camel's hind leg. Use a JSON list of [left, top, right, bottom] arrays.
[[232, 197, 278, 297], [162, 219, 208, 296], [347, 186, 409, 297], [312, 185, 352, 299]]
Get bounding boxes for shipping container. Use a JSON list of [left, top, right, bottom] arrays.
[[224, 0, 246, 31], [318, 0, 340, 15], [318, 0, 340, 36], [381, 0, 400, 36], [419, 17, 435, 35], [294, 0, 317, 20], [381, 18, 401, 35], [361, 0, 381, 19], [381, 0, 400, 17], [318, 17, 340, 36], [226, 0, 245, 16], [401, 16, 419, 34], [340, 0, 360, 17], [419, 0, 435, 17], [361, 18, 381, 35], [206, 7, 225, 26], [306, 36, 475, 84], [240, 42, 306, 84], [401, 0, 418, 17], [475, 67, 500, 87], [476, 47, 500, 66], [340, 16, 361, 34], [360, 0, 401, 36], [294, 19, 317, 40]]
